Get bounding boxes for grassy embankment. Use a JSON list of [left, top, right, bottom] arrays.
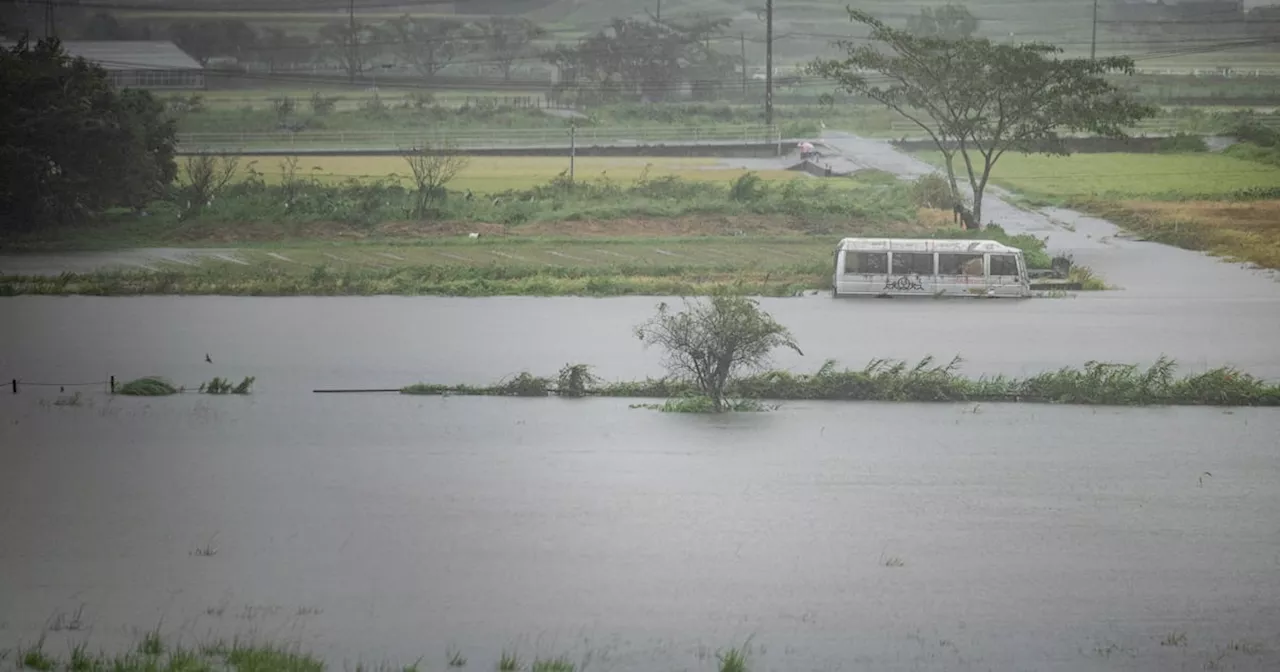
[[402, 356, 1280, 407], [914, 148, 1280, 270], [0, 634, 610, 672], [0, 166, 1057, 297]]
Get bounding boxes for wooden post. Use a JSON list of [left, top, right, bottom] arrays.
[[11, 379, 16, 394], [110, 376, 116, 394]]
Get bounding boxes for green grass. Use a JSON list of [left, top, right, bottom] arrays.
[[402, 356, 1280, 407], [530, 658, 573, 672], [117, 377, 180, 396], [716, 644, 749, 672], [497, 651, 520, 672], [0, 225, 1055, 297], [914, 152, 1280, 201], [3, 171, 923, 251]]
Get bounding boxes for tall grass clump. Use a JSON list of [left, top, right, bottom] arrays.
[[717, 643, 750, 672], [200, 376, 256, 394], [117, 376, 179, 396]]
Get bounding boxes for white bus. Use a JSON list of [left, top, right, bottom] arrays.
[[833, 238, 1032, 298]]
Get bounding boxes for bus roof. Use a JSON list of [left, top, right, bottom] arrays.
[[836, 238, 1023, 254]]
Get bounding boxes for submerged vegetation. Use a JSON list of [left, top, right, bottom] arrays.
[[116, 377, 179, 396], [402, 356, 1280, 408], [115, 376, 256, 396], [4, 637, 327, 672], [200, 376, 256, 395]]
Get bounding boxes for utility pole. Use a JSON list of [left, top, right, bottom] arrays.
[[740, 32, 747, 97], [1090, 0, 1098, 60], [765, 0, 773, 126], [656, 0, 661, 22], [569, 123, 576, 184], [44, 0, 56, 39], [348, 0, 358, 84]]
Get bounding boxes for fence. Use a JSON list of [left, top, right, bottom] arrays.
[[177, 125, 783, 153]]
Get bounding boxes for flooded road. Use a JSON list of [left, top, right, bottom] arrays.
[[2, 394, 1278, 671]]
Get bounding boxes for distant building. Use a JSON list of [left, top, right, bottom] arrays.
[[3, 40, 205, 89], [1106, 0, 1246, 22]]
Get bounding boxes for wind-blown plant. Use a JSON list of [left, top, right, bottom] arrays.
[[633, 293, 804, 412]]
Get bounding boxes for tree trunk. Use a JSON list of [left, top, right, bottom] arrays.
[[942, 151, 962, 208], [971, 182, 984, 230]]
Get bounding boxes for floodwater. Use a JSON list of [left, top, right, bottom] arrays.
[[2, 393, 1279, 672], [4, 134, 1280, 669]]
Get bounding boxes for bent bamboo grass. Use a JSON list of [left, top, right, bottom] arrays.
[[117, 377, 180, 396], [402, 356, 1280, 407]]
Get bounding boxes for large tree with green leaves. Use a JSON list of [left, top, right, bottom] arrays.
[[0, 37, 176, 231], [635, 294, 803, 413], [808, 9, 1154, 228]]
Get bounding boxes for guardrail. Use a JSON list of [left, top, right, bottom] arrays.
[[178, 125, 783, 153]]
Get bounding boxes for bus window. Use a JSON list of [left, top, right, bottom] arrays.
[[989, 254, 1019, 276], [939, 253, 984, 276], [892, 252, 934, 275], [845, 252, 888, 274]]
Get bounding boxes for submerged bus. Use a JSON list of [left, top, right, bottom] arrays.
[[833, 238, 1032, 298]]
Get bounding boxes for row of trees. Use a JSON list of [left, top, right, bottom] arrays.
[[542, 16, 739, 102], [75, 13, 546, 82]]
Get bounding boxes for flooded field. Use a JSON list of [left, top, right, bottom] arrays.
[[2, 393, 1279, 672], [1, 293, 1279, 671], [3, 293, 1280, 391]]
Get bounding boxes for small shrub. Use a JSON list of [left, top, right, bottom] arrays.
[[729, 172, 765, 202], [1160, 631, 1188, 647], [910, 173, 956, 209], [310, 92, 339, 116], [1154, 133, 1207, 153], [270, 96, 297, 125], [496, 372, 550, 397], [1067, 265, 1106, 290], [118, 377, 178, 396], [447, 649, 467, 667], [556, 363, 599, 397], [361, 94, 389, 117]]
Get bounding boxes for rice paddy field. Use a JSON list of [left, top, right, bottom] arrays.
[[234, 156, 814, 192], [917, 152, 1280, 200]]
